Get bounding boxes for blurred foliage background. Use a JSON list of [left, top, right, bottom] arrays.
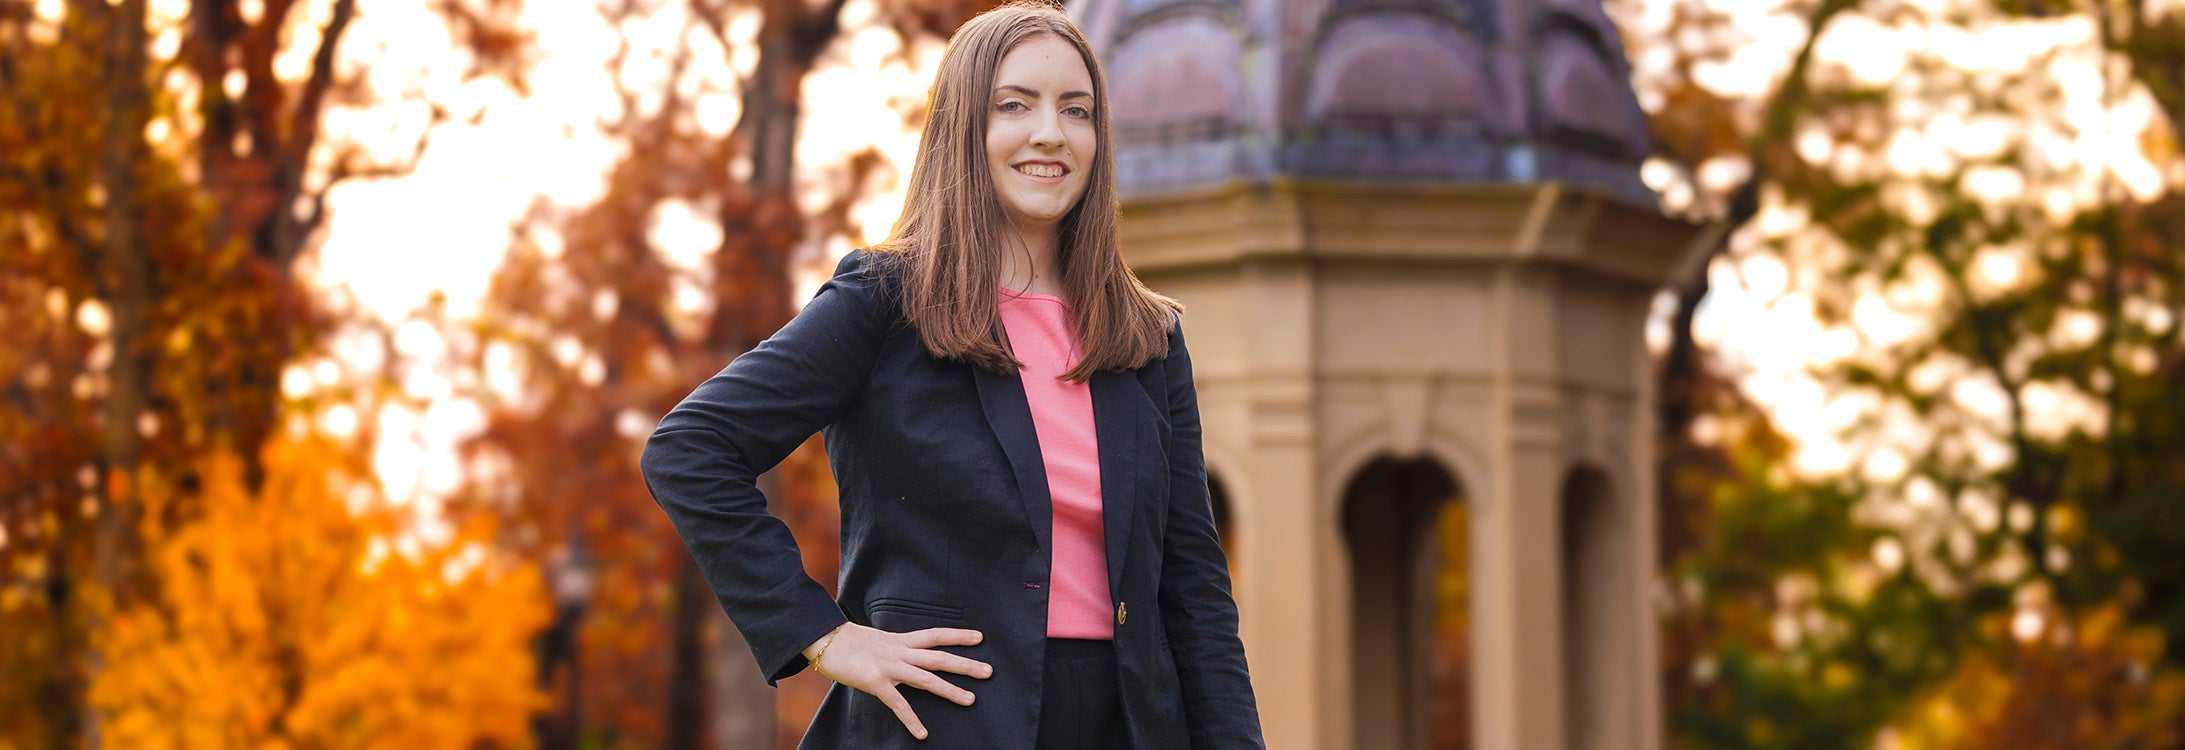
[[4, 0, 2185, 747], [1633, 0, 2185, 746]]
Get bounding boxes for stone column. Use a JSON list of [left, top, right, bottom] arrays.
[[1229, 257, 1326, 750], [1470, 264, 1567, 749]]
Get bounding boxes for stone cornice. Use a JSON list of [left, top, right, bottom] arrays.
[[1121, 178, 1723, 288]]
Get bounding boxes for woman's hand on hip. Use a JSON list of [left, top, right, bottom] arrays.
[[807, 623, 992, 740]]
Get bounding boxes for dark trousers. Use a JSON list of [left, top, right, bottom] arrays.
[[1034, 638, 1127, 749]]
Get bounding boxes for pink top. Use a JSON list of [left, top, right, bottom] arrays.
[[997, 287, 1114, 640]]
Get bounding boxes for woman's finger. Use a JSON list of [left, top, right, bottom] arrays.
[[904, 648, 994, 679], [873, 683, 929, 740], [896, 665, 978, 707], [900, 627, 983, 649]]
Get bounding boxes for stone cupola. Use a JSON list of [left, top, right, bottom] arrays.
[[1075, 0, 1653, 202]]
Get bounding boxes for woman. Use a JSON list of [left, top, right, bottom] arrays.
[[639, 2, 1262, 747]]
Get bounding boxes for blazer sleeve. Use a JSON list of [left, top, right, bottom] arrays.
[[639, 251, 886, 687], [1155, 316, 1267, 748]]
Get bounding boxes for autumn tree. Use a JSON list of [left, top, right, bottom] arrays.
[[86, 438, 549, 748], [1618, 0, 2185, 745], [1, 0, 528, 742]]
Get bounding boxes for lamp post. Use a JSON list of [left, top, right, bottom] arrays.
[[535, 533, 595, 750]]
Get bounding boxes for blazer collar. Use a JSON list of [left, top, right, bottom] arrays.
[[971, 365, 1140, 601]]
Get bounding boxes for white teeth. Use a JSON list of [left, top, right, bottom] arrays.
[[1016, 164, 1063, 178]]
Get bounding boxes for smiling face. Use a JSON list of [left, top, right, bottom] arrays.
[[985, 34, 1098, 236]]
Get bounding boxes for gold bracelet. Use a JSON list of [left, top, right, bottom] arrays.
[[808, 623, 848, 682]]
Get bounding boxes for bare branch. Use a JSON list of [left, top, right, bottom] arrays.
[[289, 0, 357, 165], [1735, 0, 1856, 229], [324, 119, 440, 187]]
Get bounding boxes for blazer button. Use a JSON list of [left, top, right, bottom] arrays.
[[1116, 601, 1127, 625]]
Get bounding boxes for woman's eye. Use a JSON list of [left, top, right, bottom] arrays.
[[998, 101, 1026, 112], [1066, 106, 1091, 118]]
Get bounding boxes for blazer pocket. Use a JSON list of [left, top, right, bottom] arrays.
[[867, 596, 966, 623]]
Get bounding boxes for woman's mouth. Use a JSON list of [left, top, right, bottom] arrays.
[[1013, 162, 1068, 183]]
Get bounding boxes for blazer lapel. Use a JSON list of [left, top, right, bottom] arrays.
[[1089, 370, 1139, 601], [975, 364, 1142, 602], [972, 366, 1053, 556]]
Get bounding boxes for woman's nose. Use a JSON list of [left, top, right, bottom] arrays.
[[1030, 109, 1065, 149]]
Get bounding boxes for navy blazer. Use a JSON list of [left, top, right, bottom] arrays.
[[640, 250, 1263, 748]]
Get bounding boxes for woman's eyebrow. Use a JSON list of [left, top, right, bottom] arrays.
[[994, 84, 1093, 100]]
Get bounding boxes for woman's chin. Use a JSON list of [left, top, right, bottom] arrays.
[[1003, 201, 1077, 228]]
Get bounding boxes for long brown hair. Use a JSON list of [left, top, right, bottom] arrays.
[[869, 0, 1179, 382]]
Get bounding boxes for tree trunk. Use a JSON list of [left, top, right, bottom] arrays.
[[1650, 0, 1852, 566], [1653, 263, 1710, 566], [89, 0, 153, 745], [664, 3, 849, 742], [666, 559, 714, 749], [706, 471, 788, 750], [93, 0, 151, 609], [706, 591, 776, 750]]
